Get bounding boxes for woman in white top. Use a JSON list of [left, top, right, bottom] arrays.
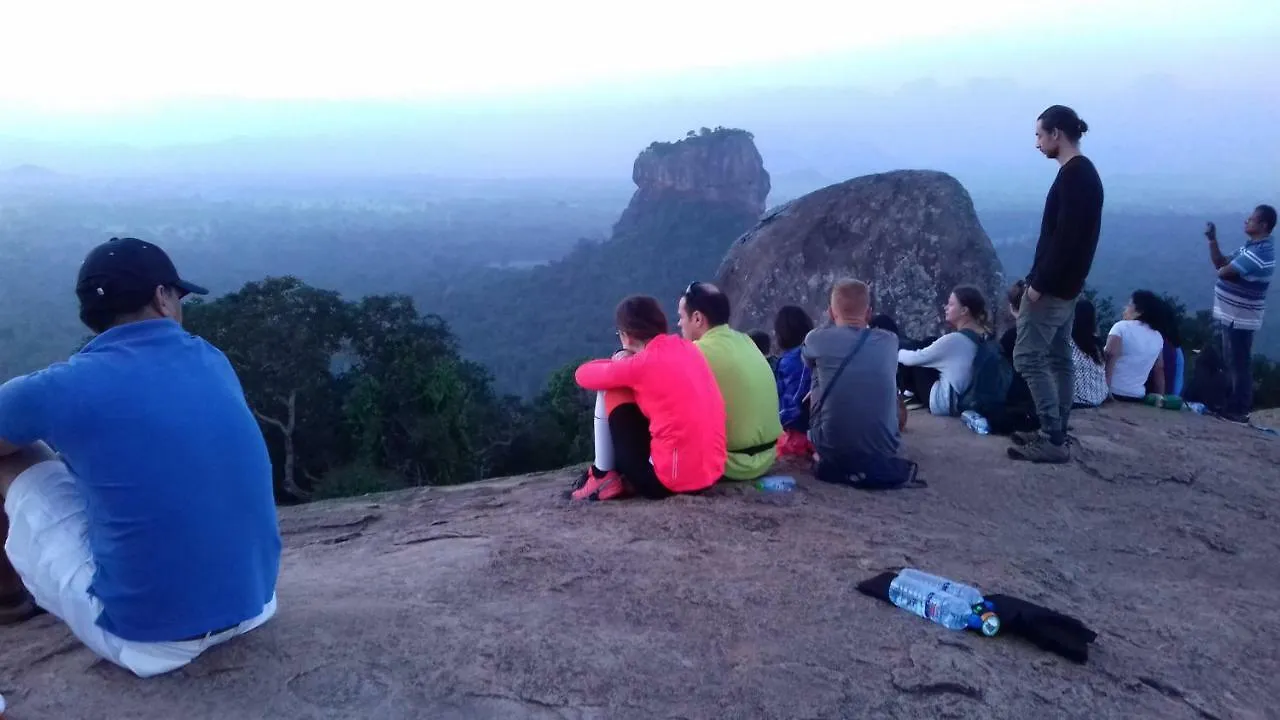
[[1070, 298, 1109, 407], [898, 285, 988, 416], [1105, 290, 1166, 401]]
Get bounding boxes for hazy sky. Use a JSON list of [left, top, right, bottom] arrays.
[[2, 0, 1277, 208], [3, 0, 1275, 114]]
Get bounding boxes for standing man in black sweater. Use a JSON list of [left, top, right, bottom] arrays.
[[1009, 105, 1104, 463]]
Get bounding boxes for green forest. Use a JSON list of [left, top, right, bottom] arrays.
[[184, 276, 595, 503]]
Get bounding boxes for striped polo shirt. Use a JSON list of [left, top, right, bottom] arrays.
[[1214, 235, 1274, 331]]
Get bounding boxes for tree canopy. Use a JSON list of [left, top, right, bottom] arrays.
[[184, 276, 594, 503]]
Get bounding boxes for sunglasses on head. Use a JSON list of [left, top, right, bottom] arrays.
[[684, 281, 708, 301]]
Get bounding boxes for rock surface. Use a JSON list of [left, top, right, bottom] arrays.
[[619, 128, 770, 229], [716, 170, 1006, 339], [4, 404, 1279, 719]]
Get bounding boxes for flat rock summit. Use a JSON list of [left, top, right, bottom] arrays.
[[4, 405, 1278, 719]]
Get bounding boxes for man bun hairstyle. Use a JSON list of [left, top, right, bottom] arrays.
[[616, 295, 669, 342], [1039, 104, 1088, 142]]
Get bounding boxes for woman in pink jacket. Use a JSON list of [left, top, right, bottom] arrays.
[[573, 295, 726, 501]]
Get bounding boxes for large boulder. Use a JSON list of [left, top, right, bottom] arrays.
[[715, 170, 1006, 339]]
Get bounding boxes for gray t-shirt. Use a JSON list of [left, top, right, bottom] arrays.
[[802, 325, 901, 459]]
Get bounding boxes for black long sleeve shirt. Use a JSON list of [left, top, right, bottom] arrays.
[[1028, 155, 1104, 299]]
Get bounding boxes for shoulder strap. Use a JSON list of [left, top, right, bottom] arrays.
[[811, 329, 871, 420], [959, 328, 983, 346]]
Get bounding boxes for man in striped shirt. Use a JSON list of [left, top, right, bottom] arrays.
[[1206, 204, 1276, 423]]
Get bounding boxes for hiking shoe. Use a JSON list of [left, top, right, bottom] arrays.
[[1010, 430, 1044, 447], [1215, 412, 1250, 425], [1007, 437, 1071, 464], [570, 470, 628, 501]]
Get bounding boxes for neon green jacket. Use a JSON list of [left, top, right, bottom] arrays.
[[696, 325, 782, 480]]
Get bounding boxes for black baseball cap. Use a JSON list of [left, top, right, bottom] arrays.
[[75, 237, 208, 312]]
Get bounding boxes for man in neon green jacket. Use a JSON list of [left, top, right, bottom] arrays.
[[678, 282, 782, 481]]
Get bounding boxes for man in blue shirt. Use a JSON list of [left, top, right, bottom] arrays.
[[1206, 204, 1276, 423], [0, 237, 281, 677]]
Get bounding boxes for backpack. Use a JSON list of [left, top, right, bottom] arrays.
[[954, 329, 1013, 418]]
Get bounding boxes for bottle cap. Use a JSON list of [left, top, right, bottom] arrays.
[[980, 612, 1001, 637]]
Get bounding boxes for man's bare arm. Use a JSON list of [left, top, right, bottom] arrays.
[[0, 438, 19, 458], [1206, 222, 1229, 269]]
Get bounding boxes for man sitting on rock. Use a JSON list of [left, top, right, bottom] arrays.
[[0, 237, 281, 678], [678, 282, 782, 481], [803, 279, 912, 485]]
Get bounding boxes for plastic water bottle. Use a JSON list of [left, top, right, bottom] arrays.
[[756, 475, 796, 493], [889, 573, 1001, 636], [889, 573, 980, 630], [897, 569, 1000, 636], [897, 568, 985, 606], [961, 410, 990, 435]]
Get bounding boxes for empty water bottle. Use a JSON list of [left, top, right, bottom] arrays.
[[756, 475, 796, 493], [961, 410, 990, 435], [897, 568, 985, 607]]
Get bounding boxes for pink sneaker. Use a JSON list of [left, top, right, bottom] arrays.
[[571, 469, 628, 501]]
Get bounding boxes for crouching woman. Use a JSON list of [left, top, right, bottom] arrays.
[[572, 295, 726, 501]]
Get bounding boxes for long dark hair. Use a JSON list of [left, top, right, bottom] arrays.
[[773, 305, 815, 351], [951, 285, 990, 332], [615, 295, 669, 342], [1072, 298, 1103, 363], [1130, 290, 1165, 333]]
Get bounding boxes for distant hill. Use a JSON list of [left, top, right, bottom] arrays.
[[418, 128, 770, 397]]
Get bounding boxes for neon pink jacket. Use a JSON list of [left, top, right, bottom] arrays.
[[575, 334, 726, 492]]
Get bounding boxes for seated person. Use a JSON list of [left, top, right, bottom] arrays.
[[1147, 297, 1185, 398], [993, 280, 1039, 434], [0, 237, 281, 678], [1105, 290, 1167, 401], [678, 282, 782, 481], [573, 295, 726, 501], [1157, 339, 1185, 398], [748, 330, 778, 372], [773, 305, 815, 457], [1070, 298, 1109, 408], [803, 279, 910, 483], [869, 314, 910, 431], [896, 285, 989, 416]]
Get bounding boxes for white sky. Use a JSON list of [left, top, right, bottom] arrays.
[[2, 0, 1275, 113]]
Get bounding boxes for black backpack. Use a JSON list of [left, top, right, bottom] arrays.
[[954, 329, 1014, 418]]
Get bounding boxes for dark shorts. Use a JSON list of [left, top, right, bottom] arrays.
[[609, 403, 675, 500]]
